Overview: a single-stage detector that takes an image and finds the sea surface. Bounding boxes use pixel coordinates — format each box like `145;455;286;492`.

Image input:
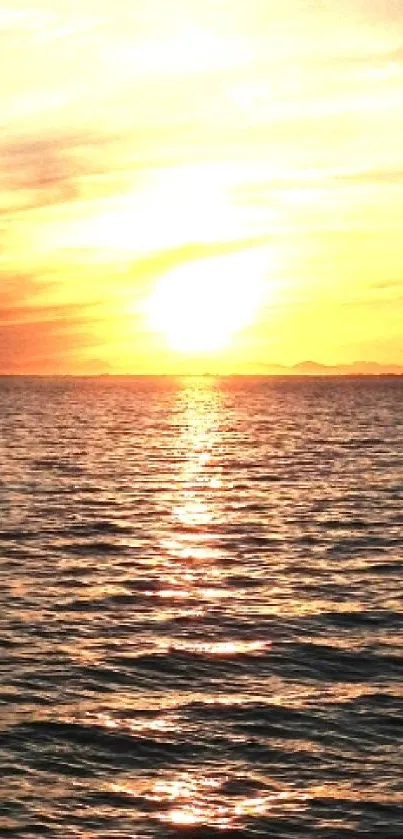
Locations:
1;375;402;839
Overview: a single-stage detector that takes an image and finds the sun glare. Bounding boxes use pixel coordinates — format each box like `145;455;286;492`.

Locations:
146;248;269;354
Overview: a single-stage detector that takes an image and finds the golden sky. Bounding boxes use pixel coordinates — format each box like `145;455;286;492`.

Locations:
1;0;402;373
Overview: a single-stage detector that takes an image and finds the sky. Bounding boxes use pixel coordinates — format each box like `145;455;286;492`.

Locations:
1;0;402;374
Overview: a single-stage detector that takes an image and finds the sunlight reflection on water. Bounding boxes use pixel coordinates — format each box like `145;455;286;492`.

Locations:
1;376;402;838
112;769;309;831
153;381;235;611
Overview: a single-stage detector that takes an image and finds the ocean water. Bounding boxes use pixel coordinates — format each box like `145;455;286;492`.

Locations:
1;375;402;839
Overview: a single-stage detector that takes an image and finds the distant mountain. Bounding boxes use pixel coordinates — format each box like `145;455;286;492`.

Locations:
262;361;403;376
293;361;329;374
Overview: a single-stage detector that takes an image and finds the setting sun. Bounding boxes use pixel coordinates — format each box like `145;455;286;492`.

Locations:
145;247;269;354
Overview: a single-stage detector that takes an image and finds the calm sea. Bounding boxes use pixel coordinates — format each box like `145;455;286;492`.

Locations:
1;376;402;838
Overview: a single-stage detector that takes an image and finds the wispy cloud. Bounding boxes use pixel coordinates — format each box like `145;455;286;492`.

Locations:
0;312;99;373
0;130;126;217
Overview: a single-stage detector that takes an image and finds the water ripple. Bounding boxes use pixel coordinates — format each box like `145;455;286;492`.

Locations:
1;376;402;838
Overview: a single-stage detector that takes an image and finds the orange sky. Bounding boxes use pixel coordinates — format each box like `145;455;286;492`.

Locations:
1;1;402;374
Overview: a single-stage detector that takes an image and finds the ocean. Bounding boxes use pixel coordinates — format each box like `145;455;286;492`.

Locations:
1;375;402;838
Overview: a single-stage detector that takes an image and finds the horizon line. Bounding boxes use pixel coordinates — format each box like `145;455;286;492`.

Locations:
1;372;402;379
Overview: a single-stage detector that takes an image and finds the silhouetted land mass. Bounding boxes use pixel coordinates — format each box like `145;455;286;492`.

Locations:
259;361;403;376
0;362;402;377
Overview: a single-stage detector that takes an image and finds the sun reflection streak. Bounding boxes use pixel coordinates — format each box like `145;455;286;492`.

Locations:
155;379;228;604
159;784;309;830
110;769;309;831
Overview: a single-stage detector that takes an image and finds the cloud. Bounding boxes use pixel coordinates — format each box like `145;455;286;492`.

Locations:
123;235;274;286
370;278;403;291
0;318;90;373
349;0;403;24
0;298;107;373
0;300;96;326
0;130;124;216
2;135;80;200
0;274;52;307
0;268;107;372
337;168;403;185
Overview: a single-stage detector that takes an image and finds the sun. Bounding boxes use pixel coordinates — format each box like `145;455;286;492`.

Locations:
146;248;269;354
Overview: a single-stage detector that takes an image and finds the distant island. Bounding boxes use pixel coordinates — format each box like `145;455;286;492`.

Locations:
256;361;403;377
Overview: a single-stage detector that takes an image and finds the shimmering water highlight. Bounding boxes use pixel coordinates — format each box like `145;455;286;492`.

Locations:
1;376;402;838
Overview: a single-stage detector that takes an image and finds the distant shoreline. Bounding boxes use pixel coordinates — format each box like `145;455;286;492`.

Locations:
1;372;402;380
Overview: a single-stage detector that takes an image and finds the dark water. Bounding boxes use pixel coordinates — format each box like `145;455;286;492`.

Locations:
1;376;402;839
